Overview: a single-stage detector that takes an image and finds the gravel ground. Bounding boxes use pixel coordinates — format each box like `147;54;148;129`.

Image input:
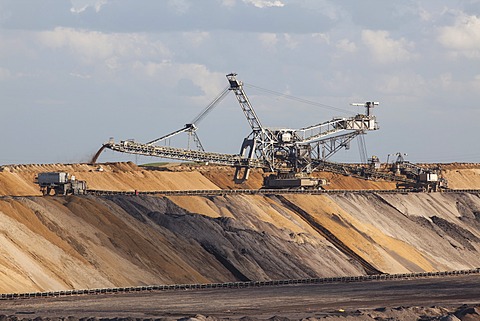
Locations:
0;275;478;320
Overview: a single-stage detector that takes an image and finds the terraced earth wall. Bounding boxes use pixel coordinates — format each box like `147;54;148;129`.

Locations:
0;162;479;293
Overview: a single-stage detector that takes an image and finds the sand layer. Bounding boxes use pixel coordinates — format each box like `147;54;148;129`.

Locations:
0;191;479;293
2;162;480;196
0;162;479;293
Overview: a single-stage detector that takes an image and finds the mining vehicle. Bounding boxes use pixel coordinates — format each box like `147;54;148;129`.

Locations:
389;153;448;191
36;172;87;196
95;73;450;191
96;73;380;189
263;172;328;189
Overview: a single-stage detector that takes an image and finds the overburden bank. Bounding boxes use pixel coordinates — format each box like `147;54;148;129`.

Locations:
0;163;479;293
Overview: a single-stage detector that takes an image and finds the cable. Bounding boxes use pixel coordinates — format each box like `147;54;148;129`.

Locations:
190;85;230;124
357;134;368;164
147;86;230;146
244;83;352;115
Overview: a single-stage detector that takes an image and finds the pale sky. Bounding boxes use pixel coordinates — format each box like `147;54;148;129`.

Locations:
1;0;480;165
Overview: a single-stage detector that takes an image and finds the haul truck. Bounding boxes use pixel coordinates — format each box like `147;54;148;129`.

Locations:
35;172;87;196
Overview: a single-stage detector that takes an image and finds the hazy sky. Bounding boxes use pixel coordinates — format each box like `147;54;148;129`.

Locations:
1;0;479;165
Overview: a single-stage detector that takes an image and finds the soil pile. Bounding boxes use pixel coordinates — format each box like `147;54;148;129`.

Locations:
0;162;220;196
442;164;480;189
0;190;479;293
2;162;480;196
0;162;479;293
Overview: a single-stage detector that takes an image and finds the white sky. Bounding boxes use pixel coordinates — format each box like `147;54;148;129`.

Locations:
1;0;479;164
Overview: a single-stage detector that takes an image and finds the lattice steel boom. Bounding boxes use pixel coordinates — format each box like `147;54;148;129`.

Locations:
101;73;381;186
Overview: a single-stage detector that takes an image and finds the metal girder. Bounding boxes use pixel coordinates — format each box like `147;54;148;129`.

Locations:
146;86;230;148
103;140;267;168
312;160;416;184
101;73;382;185
147;125;192;146
296;115;377;144
227;73;279;180
227;73;263;131
310;131;360;161
225;73;382;180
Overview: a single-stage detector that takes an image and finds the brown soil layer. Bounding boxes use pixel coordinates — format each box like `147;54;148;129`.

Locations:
0;190;479;293
0;162;479;294
3;161;480;196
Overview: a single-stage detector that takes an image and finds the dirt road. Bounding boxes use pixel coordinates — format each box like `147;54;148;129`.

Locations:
1;275;479;319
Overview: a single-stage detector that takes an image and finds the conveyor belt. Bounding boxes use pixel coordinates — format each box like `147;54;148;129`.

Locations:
1;268;478;300
84;188;480;197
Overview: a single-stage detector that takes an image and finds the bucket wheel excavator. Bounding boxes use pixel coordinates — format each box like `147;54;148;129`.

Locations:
95;73;398;189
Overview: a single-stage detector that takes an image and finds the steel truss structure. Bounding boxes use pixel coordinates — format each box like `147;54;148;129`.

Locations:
102;73;381;183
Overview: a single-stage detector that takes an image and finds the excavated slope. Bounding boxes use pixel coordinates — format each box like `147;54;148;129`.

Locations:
1;162;479;195
0;162;399;196
0;163;220;196
442;164;480;189
0;162;479;293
